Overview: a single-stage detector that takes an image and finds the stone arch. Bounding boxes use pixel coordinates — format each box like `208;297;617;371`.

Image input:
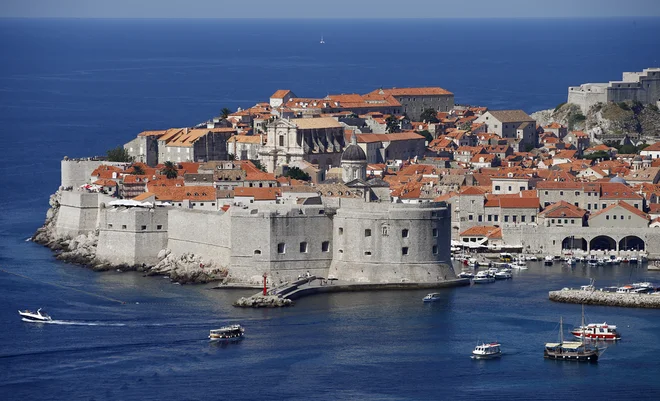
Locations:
619;236;645;251
562;236;587;251
589;235;616;251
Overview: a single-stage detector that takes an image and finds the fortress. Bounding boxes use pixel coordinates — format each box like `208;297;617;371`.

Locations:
51;149;456;286
567;68;660;113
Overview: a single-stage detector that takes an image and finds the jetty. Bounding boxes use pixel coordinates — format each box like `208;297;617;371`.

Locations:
232;276;470;307
549;289;660;309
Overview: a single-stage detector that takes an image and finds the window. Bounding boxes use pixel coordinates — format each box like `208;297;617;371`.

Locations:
544;191;548;195
504;215;509;222
564;219;568;224
141;225;147;230
254;250;261;255
575;192;580;196
571;219;575;224
319;209;324;215
587;204;591;210
495;185;501;191
300;242;308;253
621;215;624;220
606;215;610;220
277;243;286;254
602;204;606;209
279;136;284;146
432;245;438;255
402;247;409;255
551;219;555;224
364;251;372;256
322;241;330;252
469;215;473;221
121;225;127;229
212;203;216;206
487;215;492;222
200;203;204;206
628;216;631;220
107;223;113;228
365;229;372;237
338;249;343;254
519;187;525;192
560;191;564;196
521;215;526;222
513;215;517;222
508;186;512;191
634;204;639;209
494;215;499;222
478;215;483;222
574;202;579;207
402;229;409;238
433;228;438;237
339;227;343;235
531;216;536;222
157;225;162;230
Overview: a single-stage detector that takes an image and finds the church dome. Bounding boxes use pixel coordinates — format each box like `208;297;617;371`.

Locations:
609;176;628;185
341;144;367;162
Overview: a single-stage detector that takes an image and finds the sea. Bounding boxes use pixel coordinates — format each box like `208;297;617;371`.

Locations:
1;18;660;401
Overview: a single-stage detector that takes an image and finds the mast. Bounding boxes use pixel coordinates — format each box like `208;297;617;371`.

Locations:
560;316;564;344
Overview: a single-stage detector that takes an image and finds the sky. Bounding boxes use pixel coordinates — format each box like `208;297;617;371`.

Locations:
1;0;660;18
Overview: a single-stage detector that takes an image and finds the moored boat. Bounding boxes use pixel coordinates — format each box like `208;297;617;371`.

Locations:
544;256;554;266
471;342;502;359
494;270;512;280
544;317;599;362
209;324;245;342
473;271;495;284
18;308;52;322
458;271;474;279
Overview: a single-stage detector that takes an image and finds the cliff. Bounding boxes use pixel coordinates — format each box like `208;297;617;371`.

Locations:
532;101;660;140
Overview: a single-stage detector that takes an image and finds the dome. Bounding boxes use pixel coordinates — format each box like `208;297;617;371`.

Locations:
341;144;367;162
609;176;628;185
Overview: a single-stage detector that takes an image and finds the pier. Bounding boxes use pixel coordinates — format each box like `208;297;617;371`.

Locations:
549;289;660;309
231;276;470;307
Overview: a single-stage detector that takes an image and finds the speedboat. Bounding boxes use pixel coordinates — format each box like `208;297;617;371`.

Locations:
423;293;443;302
458;271;475;279
209;324;245;342
471;343;502;359
544;256;554;266
473;271;495;284
587;259;598;267
494;270;513;280
18;308;52;322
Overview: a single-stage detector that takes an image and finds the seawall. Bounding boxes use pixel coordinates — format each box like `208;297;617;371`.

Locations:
549;289;660;309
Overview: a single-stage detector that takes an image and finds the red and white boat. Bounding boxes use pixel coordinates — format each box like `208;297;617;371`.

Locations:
571;305;621;341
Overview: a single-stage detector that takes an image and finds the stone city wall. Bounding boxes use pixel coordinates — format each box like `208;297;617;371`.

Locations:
167;208;232;268
54;191;114;239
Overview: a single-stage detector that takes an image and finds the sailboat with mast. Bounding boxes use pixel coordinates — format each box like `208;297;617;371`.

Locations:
544;316;600;362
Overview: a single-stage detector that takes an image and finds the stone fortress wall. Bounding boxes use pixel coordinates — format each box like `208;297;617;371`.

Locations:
568;68;660;113
55;191;115;239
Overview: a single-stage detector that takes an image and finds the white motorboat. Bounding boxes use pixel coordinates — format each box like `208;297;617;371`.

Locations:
471;342;502;359
423;293;443;302
544;256;554;266
629;256;639;265
458;271;475;279
566;257;577;266
494;270;513;280
473;271;495;284
526;255;538;261
18;308;52;322
209;324;245;342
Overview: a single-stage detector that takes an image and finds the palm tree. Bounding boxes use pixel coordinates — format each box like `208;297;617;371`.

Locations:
221;107;232;119
162;161;178;179
131;164;145;175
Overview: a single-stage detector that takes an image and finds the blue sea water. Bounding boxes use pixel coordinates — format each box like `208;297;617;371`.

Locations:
1;18;660;400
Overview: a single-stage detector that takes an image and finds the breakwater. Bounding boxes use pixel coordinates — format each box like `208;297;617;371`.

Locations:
549;289;660;309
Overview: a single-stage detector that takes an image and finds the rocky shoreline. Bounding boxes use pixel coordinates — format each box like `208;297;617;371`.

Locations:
32;190;229;285
549;289;660;309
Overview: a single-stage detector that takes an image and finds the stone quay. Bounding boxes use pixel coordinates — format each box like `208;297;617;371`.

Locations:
549;289;660;309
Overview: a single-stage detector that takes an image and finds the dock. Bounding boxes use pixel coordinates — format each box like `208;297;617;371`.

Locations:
549;289;660;309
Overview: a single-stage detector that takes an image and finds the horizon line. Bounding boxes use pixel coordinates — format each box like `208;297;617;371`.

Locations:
1;16;660;20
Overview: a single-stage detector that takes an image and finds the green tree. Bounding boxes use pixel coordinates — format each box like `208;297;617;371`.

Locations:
161;161;179;179
554;102;566;112
221;107;232;119
418;130;433;142
386;115;400;133
227;153;236;161
583;150;610;161
250;159;267;172
568;112;586;130
106;146;133;162
130;164;145;175
420;108;439;123
284;166;310;181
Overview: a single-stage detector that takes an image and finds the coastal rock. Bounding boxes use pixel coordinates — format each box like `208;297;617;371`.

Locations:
149;250;228;284
55;231;99;267
233;295;293;308
32;190;62;246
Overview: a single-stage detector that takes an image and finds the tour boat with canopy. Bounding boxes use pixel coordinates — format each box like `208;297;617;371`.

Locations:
209;324;245;342
544;317;599;362
471;342;502;359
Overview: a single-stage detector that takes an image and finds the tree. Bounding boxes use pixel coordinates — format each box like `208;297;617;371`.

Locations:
130;164;145;175
227;153;236;161
161;161;179;179
284;166;310;181
251;159;267;172
386;115;400;133
418;130;433;142
221;107;232;119
420;108;439;123
106;146;132;162
583;150;610;161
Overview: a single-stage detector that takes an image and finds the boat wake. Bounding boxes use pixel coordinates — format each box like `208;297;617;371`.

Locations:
22;318;126;326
